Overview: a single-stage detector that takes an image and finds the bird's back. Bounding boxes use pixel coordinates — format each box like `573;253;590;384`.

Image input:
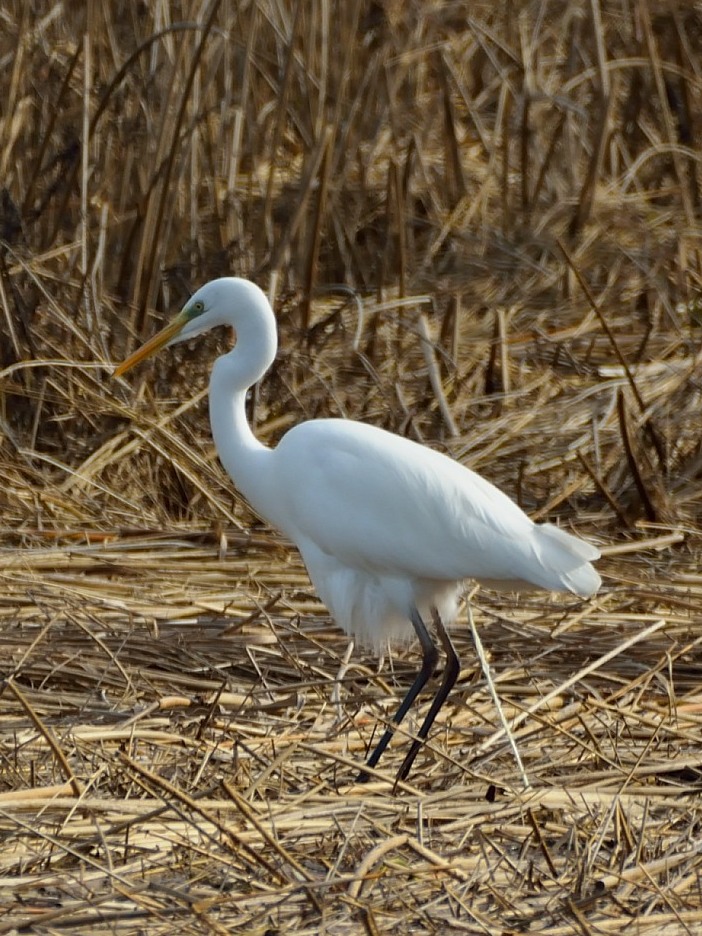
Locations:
260;418;600;630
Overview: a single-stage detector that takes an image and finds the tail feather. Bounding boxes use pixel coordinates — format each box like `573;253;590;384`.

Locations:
540;522;600;562
530;523;601;598
562;563;602;598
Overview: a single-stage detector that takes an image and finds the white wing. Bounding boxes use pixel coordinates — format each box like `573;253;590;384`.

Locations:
266;418;599;596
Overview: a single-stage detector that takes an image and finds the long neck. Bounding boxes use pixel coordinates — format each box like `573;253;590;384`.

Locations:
207;305;277;518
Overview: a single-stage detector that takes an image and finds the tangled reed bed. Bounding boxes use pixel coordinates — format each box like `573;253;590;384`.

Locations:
1;0;702;932
2;533;702;933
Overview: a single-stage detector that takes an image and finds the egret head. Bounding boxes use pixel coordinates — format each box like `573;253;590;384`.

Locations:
113;277;270;377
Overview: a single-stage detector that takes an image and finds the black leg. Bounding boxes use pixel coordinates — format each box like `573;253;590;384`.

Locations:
357;608;438;782
395;608;460;782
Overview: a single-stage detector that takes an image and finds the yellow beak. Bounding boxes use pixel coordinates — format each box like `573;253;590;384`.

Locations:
113;312;188;377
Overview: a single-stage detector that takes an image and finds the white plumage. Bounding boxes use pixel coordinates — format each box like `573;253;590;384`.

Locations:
115;277;601;780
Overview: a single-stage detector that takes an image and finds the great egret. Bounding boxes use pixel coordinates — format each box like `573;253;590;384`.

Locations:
115;277;601;782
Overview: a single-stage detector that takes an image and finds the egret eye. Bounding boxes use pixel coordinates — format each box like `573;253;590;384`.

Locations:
190;300;205;316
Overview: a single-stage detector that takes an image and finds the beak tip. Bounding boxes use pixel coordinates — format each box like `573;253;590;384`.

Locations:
111;314;185;379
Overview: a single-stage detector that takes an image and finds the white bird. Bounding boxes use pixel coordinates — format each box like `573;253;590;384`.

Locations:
115;277;601;781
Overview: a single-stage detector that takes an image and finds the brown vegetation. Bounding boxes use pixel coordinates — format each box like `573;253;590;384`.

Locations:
1;1;702;932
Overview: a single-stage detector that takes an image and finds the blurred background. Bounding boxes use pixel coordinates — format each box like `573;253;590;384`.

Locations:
1;0;700;535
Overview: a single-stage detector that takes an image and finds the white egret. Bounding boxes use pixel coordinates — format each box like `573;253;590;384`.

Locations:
114;277;601;781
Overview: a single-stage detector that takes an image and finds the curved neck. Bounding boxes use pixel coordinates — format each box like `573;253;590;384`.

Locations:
222;292;278;391
207;304;278;517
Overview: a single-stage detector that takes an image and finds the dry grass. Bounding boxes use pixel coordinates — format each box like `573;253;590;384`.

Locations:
1;1;702;932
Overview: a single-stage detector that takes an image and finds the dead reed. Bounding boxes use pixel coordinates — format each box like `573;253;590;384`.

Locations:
1;1;702;932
